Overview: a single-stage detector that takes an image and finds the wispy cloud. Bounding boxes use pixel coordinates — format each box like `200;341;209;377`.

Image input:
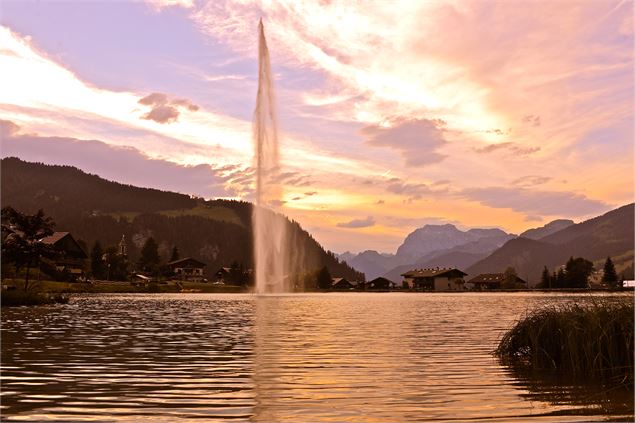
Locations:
460;186;610;217
138;92;199;124
361;118;447;167
337;216;376;229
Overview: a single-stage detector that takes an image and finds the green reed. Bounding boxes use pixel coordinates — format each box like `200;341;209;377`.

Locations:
496;297;634;382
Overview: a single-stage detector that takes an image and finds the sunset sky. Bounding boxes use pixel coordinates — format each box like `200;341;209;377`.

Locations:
0;0;633;253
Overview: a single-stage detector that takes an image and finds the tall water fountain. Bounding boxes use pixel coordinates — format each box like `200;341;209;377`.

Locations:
253;19;288;293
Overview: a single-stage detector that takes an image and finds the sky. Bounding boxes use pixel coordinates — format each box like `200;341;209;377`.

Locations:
0;0;633;254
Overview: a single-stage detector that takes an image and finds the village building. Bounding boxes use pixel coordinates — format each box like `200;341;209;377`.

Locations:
118;234;128;257
366;277;395;291
168;257;206;281
467;273;527;290
331;277;355;290
215;267;232;283
39;232;88;280
401;267;467;291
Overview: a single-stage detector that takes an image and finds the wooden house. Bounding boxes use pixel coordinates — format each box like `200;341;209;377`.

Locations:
467;273;527;290
401;267;467;291
366;277;395;291
168;257;206;281
39;232;88;280
331;277;355;290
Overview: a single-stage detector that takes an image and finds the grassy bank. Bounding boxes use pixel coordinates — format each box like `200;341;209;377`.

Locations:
1;280;244;307
496;298;634;382
1;290;69;307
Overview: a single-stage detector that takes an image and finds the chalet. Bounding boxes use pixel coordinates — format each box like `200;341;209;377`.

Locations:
168;257;206;281
39;232;88;280
331;277;355;290
468;273;527;290
401;267;467;291
366;277;395;291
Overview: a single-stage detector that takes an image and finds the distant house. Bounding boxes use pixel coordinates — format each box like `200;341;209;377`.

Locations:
39;232;88;280
401;268;467;291
168;257;206;281
366;277;395;291
468;273;527;290
331;277;355;290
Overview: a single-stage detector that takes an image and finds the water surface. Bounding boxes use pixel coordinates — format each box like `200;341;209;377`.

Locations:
2;293;632;421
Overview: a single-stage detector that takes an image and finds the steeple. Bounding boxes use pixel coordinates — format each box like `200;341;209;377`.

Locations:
118;234;128;257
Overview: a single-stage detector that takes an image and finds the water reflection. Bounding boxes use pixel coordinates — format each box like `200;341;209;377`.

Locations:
501;362;634;421
2;293;633;422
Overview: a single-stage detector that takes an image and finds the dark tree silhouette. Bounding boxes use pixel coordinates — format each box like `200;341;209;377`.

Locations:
539;266;551;289
1;207;56;290
139;237;160;275
90;241;107;279
103;246;128;281
602;256;618;288
317;266;332;290
564;256;594;288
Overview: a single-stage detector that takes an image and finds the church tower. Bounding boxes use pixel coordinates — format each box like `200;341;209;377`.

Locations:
118;234;128;258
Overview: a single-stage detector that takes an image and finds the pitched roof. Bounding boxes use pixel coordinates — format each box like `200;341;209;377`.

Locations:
368;276;395;284
168;257;206;267
401;268;467;278
39;232;70;245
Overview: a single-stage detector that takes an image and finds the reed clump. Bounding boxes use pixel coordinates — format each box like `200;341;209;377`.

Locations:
496;298;634;382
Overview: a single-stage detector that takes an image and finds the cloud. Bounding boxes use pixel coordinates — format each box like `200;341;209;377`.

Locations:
361;119;447;167
460;186;610;217
524;215;543;222
142;105;180;124
145;0;194;11
138;92;199;124
522;115;541;127
337;216;375;228
474;142;540;156
512;175;552;187
0;119;20;138
138;93;168;106
0;120;235;199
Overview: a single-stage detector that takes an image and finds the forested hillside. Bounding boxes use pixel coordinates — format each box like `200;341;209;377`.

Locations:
1;158;363;283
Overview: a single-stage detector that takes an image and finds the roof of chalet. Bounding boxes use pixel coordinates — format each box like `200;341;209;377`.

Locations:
40;232;70;245
39;231;88;259
332;277;357;286
468;273;527;284
401;267;468;278
368;276;395;285
167;257;206;267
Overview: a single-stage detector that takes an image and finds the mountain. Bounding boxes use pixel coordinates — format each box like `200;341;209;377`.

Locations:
0;157;364;284
519;219;574;240
395;224;510;262
375;226;514;282
466;204;634;285
342;250;408;281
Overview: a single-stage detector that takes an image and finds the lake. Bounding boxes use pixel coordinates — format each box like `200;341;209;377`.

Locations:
1;292;633;422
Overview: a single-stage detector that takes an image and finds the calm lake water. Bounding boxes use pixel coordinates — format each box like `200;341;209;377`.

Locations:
2;292;633;422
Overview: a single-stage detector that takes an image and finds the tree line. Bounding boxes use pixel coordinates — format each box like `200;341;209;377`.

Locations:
538;256;624;289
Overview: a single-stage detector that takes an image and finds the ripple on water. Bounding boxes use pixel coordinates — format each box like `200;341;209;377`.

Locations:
1;292;633;422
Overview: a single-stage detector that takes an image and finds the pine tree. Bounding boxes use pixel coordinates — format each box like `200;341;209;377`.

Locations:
602;256;618;288
540;266;551;289
139;237;160;274
90;241;106;279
